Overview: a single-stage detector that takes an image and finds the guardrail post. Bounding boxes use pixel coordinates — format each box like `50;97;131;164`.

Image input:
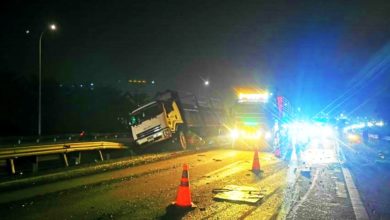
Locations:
62;154;69;167
75;152;81;165
9;159;15;175
32;156;39;173
98;150;104;161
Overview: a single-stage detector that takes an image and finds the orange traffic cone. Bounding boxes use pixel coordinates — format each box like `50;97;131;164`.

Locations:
252;149;261;174
172;164;196;208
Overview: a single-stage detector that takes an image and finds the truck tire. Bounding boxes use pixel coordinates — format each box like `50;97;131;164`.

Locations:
178;131;187;150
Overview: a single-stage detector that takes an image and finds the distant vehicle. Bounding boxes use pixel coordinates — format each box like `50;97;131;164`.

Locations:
228;88;276;149
346;132;361;144
129;90;225;149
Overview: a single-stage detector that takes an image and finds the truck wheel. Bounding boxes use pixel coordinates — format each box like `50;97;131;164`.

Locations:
179;131;187;150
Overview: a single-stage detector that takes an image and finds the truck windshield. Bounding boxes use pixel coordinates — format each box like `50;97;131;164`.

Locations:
232;103;272;126
233;103;266;115
130;103;163;126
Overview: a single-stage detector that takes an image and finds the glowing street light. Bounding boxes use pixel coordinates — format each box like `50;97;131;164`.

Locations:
38;23;57;136
204;80;209;86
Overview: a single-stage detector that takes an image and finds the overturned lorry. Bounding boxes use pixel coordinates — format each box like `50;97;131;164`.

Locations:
129;90;226;149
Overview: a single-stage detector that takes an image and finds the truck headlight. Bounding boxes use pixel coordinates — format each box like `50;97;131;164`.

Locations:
230;129;239;139
163;129;171;138
265;132;272;140
254;130;262;138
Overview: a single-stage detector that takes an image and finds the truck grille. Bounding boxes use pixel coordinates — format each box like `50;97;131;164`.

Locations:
136;125;162;139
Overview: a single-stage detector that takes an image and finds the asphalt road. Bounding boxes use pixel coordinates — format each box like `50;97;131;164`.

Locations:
286;136;357;220
0;148;290;219
0;136;364;220
342;139;390;220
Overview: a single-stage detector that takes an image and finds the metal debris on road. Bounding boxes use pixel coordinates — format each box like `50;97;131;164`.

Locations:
212;185;265;204
300;168;311;178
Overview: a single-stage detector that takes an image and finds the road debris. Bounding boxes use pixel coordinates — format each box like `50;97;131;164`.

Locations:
212;185;265;204
300;168;311;178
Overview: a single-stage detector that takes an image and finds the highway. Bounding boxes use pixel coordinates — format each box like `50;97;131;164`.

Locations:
2;2;389;219
0;134;367;220
342;138;390;220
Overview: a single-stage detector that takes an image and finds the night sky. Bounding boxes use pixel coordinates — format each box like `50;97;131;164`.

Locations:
1;0;390;117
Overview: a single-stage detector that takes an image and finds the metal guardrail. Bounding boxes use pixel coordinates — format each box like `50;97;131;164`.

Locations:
0;141;126;160
0;141;127;175
0;132;132;148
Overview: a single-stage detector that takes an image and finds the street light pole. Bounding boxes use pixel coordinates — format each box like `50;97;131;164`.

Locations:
38;24;56;136
38;31;43;136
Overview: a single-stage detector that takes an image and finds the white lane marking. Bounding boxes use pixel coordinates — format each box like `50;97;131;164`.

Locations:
203;160;244;177
342;167;369;220
191;160;247;187
336;181;347;198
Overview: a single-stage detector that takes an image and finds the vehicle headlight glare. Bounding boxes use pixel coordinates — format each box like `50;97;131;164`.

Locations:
265;132;271;140
255;130;262;138
230;129;239;139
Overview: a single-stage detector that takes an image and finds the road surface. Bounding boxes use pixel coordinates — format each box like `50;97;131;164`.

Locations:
0;137;364;219
342;138;390;220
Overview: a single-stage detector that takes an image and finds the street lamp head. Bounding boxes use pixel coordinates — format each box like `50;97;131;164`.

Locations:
49;24;56;30
204;80;209;86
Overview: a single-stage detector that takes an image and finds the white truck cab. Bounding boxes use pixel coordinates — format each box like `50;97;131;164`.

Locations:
129;93;186;148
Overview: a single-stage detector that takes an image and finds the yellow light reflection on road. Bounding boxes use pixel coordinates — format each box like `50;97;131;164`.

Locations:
227;151;238;157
